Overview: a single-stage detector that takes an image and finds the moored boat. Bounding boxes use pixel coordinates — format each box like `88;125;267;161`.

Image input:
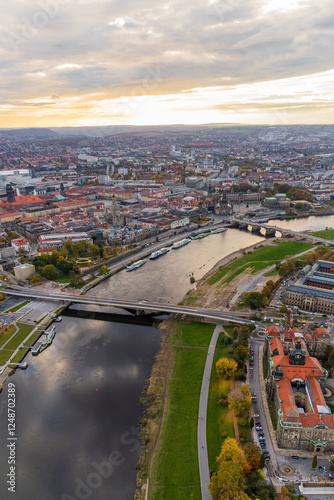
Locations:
126;259;147;272
149;247;170;260
171;238;191;249
211;227;228;234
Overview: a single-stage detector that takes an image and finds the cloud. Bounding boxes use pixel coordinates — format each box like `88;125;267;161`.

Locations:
0;0;333;126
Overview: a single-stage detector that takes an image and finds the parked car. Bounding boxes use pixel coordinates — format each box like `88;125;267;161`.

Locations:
324;467;327;473
254;414;260;418
328;473;334;479
319;466;323;473
291;456;299;459
262;451;269;455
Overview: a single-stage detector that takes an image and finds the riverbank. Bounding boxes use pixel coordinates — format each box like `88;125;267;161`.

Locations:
137;319;215;500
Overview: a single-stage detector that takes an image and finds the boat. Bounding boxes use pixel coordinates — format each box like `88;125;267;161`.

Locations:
38;339;50;353
31;342;42;356
211;227;228;234
149;247;170;260
194;232;210;239
171;238;191;249
126;259;147;272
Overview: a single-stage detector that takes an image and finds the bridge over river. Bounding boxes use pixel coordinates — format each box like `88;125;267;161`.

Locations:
229;218;334;245
4;286;250;324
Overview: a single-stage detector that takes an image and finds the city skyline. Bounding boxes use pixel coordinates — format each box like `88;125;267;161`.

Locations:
0;0;333;128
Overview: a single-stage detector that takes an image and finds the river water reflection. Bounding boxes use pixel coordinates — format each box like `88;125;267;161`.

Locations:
0;316;161;500
89;228;265;303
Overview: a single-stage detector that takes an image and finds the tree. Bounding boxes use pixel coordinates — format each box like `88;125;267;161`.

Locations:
243;443;261;472
30;273;42;284
0;293;3;301
260;453;265;468
312;455;317;469
102;249;109;259
98;265;109;275
281;486;290;499
218;437;242;463
209;461;249;500
63;240;74;258
41;264;58;280
228;384;251;417
280;305;288;313
50;249;59;265
89;244;100;256
244;292;264;309
330;459;334;471
233;345;249;361
69;273;84;288
216;358;238;379
73;240;89;256
262;296;269;307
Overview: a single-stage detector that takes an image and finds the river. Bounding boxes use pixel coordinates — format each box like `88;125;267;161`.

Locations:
0;317;161;500
269;214;334;233
0;217;330;500
88;229;265;303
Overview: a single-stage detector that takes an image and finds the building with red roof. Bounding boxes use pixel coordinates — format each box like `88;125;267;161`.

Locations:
266;326;333;453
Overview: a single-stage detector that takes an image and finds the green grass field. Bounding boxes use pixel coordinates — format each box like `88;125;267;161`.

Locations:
0;349;14;364
4;324;34;351
312;229;334;240
4;300;30;313
0;325;16;348
149;320;215;500
206;241;313;286
207;332;235;472
10;329;44;364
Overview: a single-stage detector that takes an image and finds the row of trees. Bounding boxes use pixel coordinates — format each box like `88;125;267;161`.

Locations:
209;438;276;500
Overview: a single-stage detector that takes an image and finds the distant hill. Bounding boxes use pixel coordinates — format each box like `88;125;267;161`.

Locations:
0;128;60;138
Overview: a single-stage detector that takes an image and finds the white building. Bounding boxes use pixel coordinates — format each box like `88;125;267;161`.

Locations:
39;232;92;248
14;263;35;281
11;237;30;253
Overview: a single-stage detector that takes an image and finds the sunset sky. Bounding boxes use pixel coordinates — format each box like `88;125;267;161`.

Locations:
0;0;333;128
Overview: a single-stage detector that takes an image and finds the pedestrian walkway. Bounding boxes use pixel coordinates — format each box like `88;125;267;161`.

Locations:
197;322;221;500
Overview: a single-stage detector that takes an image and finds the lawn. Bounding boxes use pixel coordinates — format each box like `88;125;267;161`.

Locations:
2;323;34;351
10;329;44;364
312;229;334;240
206;241;313;286
207;332;235;472
4;300;30;313
53;272;71;284
0;325;16;348
0;349;14;364
148;320;215;500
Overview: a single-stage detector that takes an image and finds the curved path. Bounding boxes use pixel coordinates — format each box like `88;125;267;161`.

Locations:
198;323;221;500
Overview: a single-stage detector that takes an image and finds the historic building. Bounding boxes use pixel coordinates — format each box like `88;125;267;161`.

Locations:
285;260;334;314
265;326;334;453
214;190;233;216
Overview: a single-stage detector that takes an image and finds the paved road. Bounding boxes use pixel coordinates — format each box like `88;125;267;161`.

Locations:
198;323;221;500
248;337;279;469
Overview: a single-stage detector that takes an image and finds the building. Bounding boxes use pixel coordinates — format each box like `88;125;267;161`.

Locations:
11;237;30;254
263;193;291;210
14;263;35;281
285;260;334;314
38;232;92;249
265;326;334;453
6;182;15;203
